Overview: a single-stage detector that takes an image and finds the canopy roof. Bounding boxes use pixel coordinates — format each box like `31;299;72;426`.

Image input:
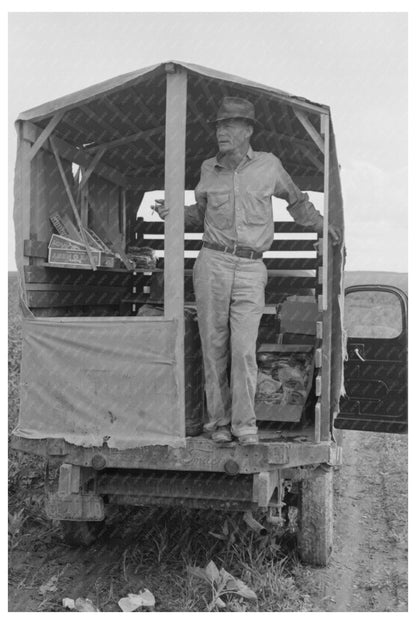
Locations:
17;61;331;191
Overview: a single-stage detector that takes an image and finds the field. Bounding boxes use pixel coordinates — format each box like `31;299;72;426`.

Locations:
8;271;408;612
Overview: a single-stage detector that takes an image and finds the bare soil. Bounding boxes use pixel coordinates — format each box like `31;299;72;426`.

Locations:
306;430;408;611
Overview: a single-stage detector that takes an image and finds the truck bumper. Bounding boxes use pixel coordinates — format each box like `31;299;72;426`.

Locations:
11;432;338;474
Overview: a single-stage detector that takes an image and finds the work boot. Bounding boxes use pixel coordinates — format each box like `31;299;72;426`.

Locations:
211;427;232;443
238;434;259;446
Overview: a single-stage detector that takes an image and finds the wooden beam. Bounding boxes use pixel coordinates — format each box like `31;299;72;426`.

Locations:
164;65;187;437
22;121;128;187
294;110;324;154
295;142;325;173
79;147;106;190
49;136;97;270
85;125;165;153
28;110;65;161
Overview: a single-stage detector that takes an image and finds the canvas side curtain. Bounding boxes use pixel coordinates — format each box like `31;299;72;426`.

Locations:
13;317;186;449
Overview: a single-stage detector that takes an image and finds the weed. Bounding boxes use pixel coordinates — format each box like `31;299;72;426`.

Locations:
8;509;27;551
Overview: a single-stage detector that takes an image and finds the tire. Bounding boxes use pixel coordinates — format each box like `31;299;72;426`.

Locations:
60;520;105;547
297;465;333;566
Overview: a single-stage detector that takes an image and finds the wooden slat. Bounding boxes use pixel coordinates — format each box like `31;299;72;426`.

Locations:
147;238;317;252
25;283;129;293
182;257;317;270
27;287;129;308
265;276;317;296
315;401;322;443
139;220;318;235
263;259;318;270
33;306;119;317
24;265;139;286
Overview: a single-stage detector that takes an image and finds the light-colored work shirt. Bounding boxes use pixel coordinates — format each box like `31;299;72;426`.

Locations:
185;146;323;253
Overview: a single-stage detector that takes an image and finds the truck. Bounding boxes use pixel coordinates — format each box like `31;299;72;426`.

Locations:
11;61;408;565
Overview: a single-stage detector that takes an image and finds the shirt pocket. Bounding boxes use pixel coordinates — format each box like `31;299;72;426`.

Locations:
242;190;271;225
206;191;233;229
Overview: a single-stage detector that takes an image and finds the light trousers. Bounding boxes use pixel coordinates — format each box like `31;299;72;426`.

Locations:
193;246;267;436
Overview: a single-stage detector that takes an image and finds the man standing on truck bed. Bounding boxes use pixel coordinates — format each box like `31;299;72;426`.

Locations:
154;97;340;446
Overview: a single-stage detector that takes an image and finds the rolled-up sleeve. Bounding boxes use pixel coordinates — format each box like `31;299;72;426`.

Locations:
273;157;323;232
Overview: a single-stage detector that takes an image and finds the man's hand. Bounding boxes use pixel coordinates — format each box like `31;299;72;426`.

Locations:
329;224;342;246
315;223;342;247
152;199;169;220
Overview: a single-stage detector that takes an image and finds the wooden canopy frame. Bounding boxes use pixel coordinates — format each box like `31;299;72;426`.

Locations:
15;61;344;444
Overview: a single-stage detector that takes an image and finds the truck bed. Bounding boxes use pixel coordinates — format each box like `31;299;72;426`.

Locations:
12;424;337;475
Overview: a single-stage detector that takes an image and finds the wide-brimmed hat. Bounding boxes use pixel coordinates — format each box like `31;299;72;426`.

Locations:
209;97;263;128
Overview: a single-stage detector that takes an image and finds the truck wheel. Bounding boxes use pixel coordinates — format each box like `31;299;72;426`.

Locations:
60;520;105;547
297;465;333;566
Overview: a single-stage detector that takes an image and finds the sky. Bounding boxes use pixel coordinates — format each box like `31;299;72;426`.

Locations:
7;10;408;272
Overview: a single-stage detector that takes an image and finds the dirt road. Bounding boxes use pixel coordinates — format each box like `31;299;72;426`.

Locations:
309;430;408;611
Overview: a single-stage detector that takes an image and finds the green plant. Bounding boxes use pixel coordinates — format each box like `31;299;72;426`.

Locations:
8;508;26;550
188;560;257;611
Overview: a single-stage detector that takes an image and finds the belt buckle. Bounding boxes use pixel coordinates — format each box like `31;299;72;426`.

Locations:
231;243;238;256
249;250;254;259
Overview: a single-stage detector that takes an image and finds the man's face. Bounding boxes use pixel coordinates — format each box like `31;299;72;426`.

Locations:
216;119;253;154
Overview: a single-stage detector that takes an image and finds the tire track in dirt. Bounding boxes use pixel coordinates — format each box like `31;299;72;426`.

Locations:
311;430;407;611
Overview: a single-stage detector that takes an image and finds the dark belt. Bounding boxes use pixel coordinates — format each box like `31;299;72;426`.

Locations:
203;241;262;260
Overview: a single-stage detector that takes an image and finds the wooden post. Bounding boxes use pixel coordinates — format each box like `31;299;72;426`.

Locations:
320;113;332;441
321;113;330;311
18;123;32;268
164;63;187;437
